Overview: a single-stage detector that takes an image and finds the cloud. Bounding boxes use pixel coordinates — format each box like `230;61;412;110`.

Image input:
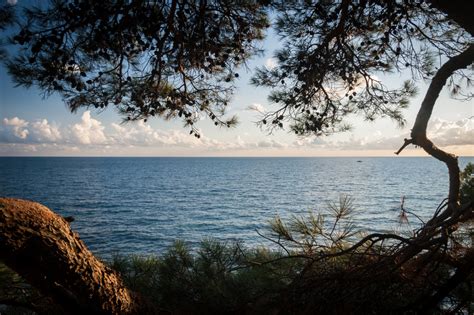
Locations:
246;103;266;113
71;111;107;144
256;139;287;148
298;132;407;151
428;117;474;146
7;0;18;5
265;58;278;70
1;117;63;144
2;117;29;139
293;137;328;147
110;121;204;147
311;117;474;151
1;113;472;156
110;123;279;151
30;119;62;142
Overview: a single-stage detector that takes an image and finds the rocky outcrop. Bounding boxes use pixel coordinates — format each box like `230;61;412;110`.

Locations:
0;198;143;314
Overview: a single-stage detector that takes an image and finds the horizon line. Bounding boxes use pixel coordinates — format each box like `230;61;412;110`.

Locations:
1;155;473;158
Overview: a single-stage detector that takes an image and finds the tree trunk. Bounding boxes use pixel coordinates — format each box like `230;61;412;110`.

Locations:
396;44;474;225
411;44;474;206
0;198;145;314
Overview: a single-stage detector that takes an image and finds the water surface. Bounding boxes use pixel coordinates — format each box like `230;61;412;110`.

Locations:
1;157;472;257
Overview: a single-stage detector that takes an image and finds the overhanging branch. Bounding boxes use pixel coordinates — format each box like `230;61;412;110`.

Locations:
411;45;474;139
396;44;474;210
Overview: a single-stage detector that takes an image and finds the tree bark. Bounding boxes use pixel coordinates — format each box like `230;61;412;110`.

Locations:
0;198;144;314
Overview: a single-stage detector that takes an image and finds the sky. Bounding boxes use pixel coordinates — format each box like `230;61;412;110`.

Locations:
0;1;473;157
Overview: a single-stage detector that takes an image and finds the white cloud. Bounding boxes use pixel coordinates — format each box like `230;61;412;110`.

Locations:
256;139;287;148
246;103;266;113
1;113;289;152
7;0;18;5
110;121;203;147
30;119;62;142
1;114;472;156
71;111;107;144
312;117;474;151
3;117;28;128
428;117;474;146
3;117;29;139
293;137;328;147
265;58;278;70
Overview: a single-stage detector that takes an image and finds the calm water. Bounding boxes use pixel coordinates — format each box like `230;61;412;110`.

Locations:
1;157;472;257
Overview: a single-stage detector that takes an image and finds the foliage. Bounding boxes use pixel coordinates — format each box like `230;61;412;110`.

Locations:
460;162;474;205
0;262;61;314
0;3;15;59
252;0;472;136
457;162;474;276
5;0;269;136
5;1;472;139
110;240;295;314
1;1;473;314
1;196;472;314
267;195;356;255
106;198;474;314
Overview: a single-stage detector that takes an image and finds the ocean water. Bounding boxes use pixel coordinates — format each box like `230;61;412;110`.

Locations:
1;157;472;257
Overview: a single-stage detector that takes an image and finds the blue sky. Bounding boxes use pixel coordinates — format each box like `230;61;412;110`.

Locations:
1;1;473;156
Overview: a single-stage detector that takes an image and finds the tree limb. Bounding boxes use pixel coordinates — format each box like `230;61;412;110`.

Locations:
395;138;413;155
398;44;474;214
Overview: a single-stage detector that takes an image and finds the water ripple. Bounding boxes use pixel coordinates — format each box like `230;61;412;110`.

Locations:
1;156;472;257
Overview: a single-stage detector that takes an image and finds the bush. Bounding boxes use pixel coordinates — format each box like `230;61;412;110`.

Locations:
2;191;473;314
460;162;474;205
109;194;473;314
111;240;295;314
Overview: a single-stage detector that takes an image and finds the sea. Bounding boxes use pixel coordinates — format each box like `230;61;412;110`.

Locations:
1;156;473;258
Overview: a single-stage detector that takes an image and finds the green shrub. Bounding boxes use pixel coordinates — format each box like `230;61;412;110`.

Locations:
460;162;474;205
111;240;295;314
2;193;472;314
